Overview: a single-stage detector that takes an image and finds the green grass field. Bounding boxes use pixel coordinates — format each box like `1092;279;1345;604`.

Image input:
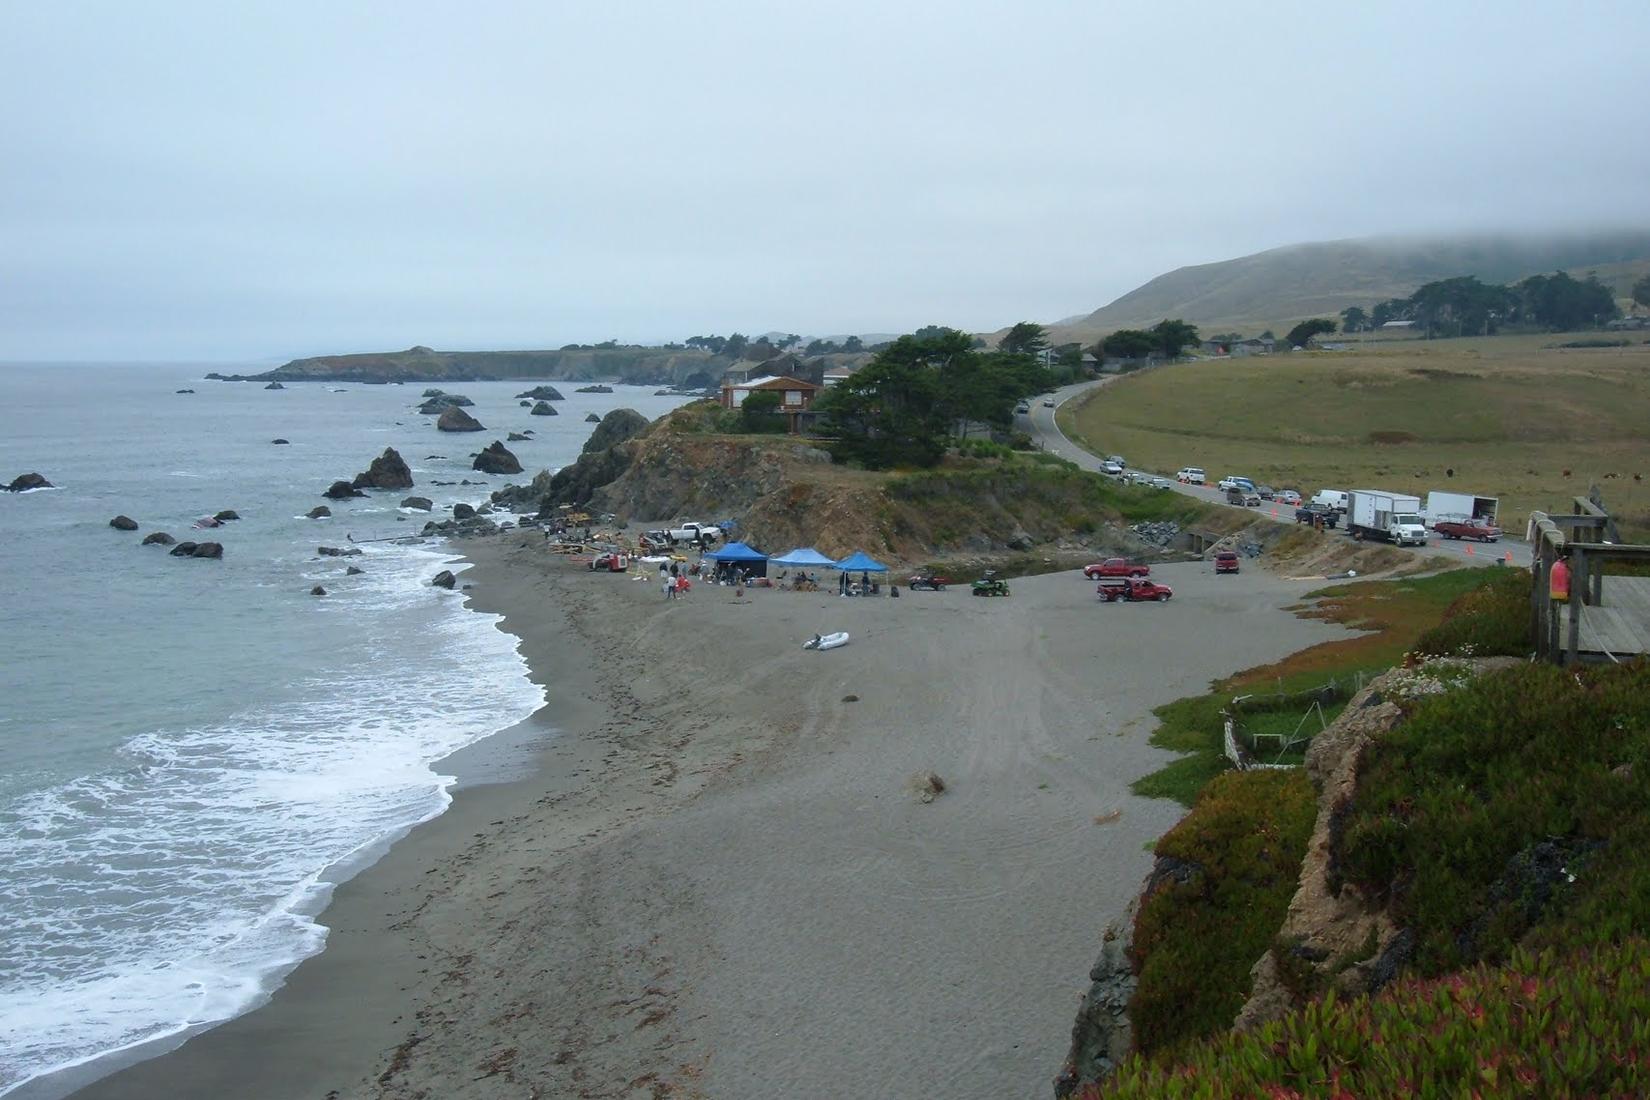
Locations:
1059;333;1650;537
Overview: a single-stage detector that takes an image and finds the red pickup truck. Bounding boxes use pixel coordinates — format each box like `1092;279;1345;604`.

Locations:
1084;557;1151;579
1097;578;1174;602
1432;518;1501;542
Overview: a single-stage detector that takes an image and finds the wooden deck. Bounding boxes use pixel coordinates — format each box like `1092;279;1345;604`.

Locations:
1559;577;1650;660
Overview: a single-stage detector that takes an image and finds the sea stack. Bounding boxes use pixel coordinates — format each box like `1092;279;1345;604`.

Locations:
472;441;523;475
436;407;484;432
5;473;53;492
351;447;414;491
531;400;557;416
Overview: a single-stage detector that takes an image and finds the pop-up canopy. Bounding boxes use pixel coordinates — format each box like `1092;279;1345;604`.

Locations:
834;550;889;572
705;541;768;562
770;547;837;567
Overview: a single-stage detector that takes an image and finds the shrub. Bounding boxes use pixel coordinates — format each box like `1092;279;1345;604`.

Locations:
1337;662;1650;975
1411;567;1531;657
1128;770;1317;1057
1090;940;1650;1098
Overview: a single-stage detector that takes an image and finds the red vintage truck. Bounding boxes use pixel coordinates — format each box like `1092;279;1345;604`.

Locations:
1083;557;1152;579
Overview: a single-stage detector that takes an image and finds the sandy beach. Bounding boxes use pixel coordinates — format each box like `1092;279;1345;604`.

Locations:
66;535;1349;1100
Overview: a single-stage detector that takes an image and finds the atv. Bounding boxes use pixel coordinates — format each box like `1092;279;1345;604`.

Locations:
908;572;950;591
971;570;1010;597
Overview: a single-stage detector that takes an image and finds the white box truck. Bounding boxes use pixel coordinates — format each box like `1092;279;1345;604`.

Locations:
1424;491;1498;526
1347;490;1428;546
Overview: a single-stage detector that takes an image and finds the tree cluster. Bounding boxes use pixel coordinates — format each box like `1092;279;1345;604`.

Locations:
1096;319;1201;362
1286;318;1338;348
1361;272;1619;337
815;327;1054;468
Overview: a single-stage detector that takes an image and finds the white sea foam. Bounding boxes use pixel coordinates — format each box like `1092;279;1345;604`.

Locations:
0;544;544;1096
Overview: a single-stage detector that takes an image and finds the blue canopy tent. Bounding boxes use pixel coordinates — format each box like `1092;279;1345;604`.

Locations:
834;550;889;573
705;540;769;579
770;547;837;568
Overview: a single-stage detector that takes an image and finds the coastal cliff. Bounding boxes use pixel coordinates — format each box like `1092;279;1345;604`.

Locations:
214;345;733;387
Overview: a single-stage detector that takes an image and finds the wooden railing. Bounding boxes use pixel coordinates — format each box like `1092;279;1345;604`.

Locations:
1529;497;1650;664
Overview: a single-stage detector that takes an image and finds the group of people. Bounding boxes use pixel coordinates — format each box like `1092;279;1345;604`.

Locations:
658;559;692;599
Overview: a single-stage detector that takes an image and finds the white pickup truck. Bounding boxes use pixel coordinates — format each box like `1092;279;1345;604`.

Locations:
667;521;723;545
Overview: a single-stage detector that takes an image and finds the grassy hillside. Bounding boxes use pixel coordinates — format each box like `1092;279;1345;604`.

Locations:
1059;333;1650;536
1049;231;1650;342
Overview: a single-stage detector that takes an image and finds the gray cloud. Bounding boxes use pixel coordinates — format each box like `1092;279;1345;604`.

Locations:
3;0;1647;359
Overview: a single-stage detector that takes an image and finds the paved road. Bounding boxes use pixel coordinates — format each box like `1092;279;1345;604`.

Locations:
1020;379;1532;569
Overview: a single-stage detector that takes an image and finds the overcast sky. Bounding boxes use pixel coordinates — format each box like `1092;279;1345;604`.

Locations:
4;1;1648;361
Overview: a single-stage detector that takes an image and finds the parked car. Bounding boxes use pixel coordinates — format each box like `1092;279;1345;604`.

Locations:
1432;517;1502;542
1256;485;1276;500
1218;476;1257;492
1214;550;1240;574
1100;460;1124;476
1084;557;1151;579
1042;398;1055;408
1177;467;1206;484
1015;401;1030;414
1295;503;1340;528
1148;476;1172;489
1276;489;1302;506
1312;489;1350;513
908;571;951;590
1227;487;1261;506
1106;454;1127;468
1097;577;1174;602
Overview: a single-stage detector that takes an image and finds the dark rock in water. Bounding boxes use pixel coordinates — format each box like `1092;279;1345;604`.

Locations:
141;531;176;546
585;412;601;423
453;502;477;520
331;388;347;393
520;400;531;407
170;541;198;556
317;545;362;557
265;381;285;390
214;509;240;522
307;505;332;519
436;407;484;432
531;400;557;417
191;542;224;559
110;515;139;531
5;472;53;492
176;388;195;394
271;438;290;445
425;455;443;460
422;388;445;398
323;479;365;500
461;479;480;485
350;447;414;491
477;503;494;515
311;585;327;596
521;429;534;435
491;469;556;510
431;569;457;589
418;393;474;414
507;432;529;442
472;441;523;475
515;385;566;400
345;565;364;575
575;384;614;393
401;496;433;511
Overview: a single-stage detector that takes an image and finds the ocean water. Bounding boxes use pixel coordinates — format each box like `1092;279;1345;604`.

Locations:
0;364;689;1095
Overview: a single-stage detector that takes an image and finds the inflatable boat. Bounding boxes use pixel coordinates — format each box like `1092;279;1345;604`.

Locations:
803;632;850;651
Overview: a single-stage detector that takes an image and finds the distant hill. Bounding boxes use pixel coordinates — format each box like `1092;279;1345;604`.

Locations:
1049;231;1650;343
212;345;734;387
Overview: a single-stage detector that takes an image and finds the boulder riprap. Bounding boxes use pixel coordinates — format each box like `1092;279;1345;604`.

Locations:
109;515;139;531
585;413;601;423
400;496;433;511
431;570;456;589
472;441;522;475
575;384;614;393
350;447;414;491
515;385;565;400
141;531;176;546
6;473;53;492
317;546;362;557
436;407;484;432
310;585;327;596
307;506;332;519
323;480;365;500
213;509;240;522
530;400;557;417
507;432;529;442
171;541;223;559
453;502;477;520
271;438;290;445
264;381;285;390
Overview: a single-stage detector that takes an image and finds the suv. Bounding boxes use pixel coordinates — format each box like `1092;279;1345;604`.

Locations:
1177;467;1206;484
1218;475;1257;492
1295;502;1340;528
1214;550;1240;574
1227;487;1260;506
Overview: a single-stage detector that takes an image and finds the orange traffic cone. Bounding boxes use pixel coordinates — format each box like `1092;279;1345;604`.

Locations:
1465;544;1474;556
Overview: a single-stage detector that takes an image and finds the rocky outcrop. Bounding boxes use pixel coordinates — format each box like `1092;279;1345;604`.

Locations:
453;502;477;520
507;432;529;442
351;447;414;491
418;392;474;414
491;469;556;511
530;400;557;416
584;413;601;423
1055;913;1140;1098
431;570;457;589
515;385;564;400
436;407;484;432
311;585;327;596
324;480;365;500
265;381;285;390
400;496;433;511
171;541;223;558
5;473;53;492
575;384;614;393
317;546;362;557
272;438;290;445
472;441;522;475
307;505;332;519
110;515;138;531
176;388;195;394
422;516;501;539
346;565;364;575
214;509;240;522
141;531;176;546
519;400;531;407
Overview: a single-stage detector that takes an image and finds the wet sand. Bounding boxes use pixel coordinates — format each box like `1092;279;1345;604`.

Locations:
66;536;1348;1100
